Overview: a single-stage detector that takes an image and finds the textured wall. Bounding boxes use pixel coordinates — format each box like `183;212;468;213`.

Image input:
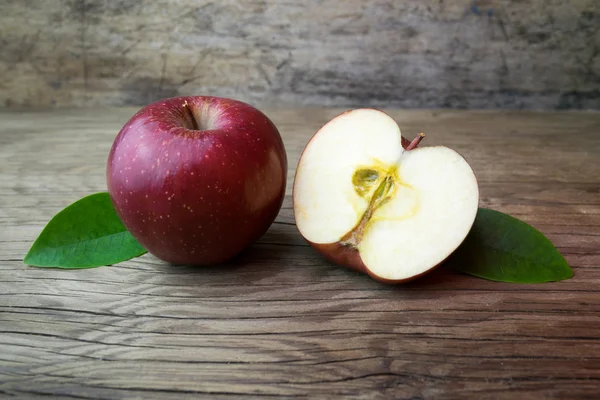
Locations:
0;0;599;109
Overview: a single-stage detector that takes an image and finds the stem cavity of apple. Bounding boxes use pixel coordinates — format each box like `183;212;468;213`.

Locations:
183;101;200;131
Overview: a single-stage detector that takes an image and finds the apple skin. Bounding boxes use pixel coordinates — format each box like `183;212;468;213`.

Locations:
309;242;447;284
107;96;287;265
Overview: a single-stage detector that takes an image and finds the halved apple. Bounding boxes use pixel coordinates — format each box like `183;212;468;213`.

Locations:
293;109;479;283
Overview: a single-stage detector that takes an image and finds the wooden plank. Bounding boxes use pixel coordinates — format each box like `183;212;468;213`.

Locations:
1;109;599;399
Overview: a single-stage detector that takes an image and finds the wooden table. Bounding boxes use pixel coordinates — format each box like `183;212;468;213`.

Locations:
1;108;599;399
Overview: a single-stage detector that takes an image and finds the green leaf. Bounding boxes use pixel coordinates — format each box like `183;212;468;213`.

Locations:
448;208;573;283
24;192;146;269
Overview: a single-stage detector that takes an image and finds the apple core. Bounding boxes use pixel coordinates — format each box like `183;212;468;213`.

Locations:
343;160;420;249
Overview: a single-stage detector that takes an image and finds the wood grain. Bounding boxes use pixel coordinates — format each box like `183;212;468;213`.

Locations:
1;108;600;399
1;1;599;109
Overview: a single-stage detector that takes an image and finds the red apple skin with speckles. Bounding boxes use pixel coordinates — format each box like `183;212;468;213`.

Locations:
106;96;287;265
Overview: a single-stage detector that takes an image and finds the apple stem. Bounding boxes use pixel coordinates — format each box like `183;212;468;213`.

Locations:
184;101;199;130
406;133;425;151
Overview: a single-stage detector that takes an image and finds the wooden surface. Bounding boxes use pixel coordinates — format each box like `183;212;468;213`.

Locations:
1;1;600;109
1;108;600;399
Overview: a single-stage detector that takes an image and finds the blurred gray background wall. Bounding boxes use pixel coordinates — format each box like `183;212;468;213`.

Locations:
1;0;598;109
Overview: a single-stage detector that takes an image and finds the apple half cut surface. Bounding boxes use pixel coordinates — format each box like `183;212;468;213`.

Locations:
293;109;479;283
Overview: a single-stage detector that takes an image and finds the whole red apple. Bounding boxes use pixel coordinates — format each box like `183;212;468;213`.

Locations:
107;96;287;265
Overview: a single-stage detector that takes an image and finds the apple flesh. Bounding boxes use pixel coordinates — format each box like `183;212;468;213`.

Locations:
107;96;287;265
293;109;479;283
